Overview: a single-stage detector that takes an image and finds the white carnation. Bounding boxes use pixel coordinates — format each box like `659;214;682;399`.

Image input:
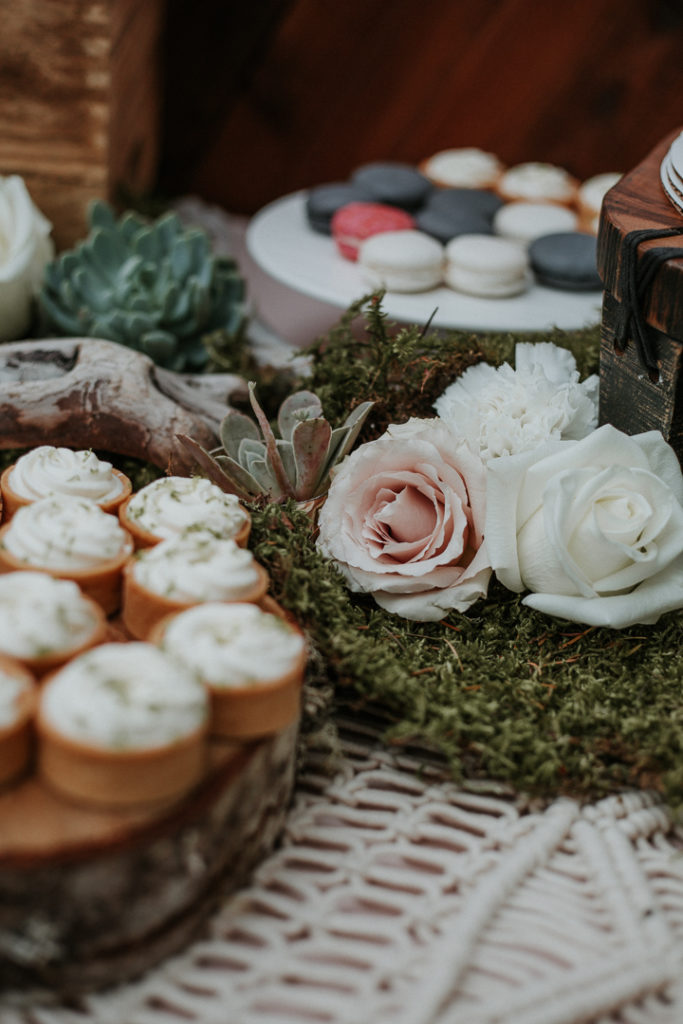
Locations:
434;342;598;462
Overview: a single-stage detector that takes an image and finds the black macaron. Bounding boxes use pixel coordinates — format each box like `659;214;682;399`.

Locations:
350;162;433;211
415;206;493;244
425;187;504;221
529;232;603;291
305;182;373;234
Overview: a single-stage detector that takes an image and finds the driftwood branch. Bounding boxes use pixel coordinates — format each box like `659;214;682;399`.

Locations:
0;338;247;473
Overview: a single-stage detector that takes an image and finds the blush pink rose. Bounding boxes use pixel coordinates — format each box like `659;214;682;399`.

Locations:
316;418;491;620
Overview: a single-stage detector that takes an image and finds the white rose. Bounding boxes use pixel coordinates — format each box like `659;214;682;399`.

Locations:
485;423;683;627
0;175;54;341
317;418;491;621
434;342;598;461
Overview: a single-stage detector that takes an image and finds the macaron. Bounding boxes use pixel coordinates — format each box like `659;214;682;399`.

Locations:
419;147;504;189
497;162;579;207
331;201;416;261
358;230;444;292
493;201;579;245
445;234;531;298
577;172;622;232
425;187;504;220
528;232;602;291
305;181;373;234
350;162;432;211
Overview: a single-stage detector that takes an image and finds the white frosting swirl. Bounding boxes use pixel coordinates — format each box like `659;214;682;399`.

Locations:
2;495;132;570
125;476;248;539
0;670;31;728
0;571;100;658
40;642;208;750
499;163;576;202
132;530;262;602
160;602;305;687
8;446;124;502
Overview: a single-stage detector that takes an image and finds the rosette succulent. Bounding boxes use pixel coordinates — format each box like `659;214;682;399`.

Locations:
179;385;373;503
39;201;245;371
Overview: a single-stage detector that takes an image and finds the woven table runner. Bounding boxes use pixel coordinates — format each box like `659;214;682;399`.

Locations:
7;712;683;1024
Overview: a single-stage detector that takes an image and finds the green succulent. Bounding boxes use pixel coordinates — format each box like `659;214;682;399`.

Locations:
38;201;246;371
178;384;373;503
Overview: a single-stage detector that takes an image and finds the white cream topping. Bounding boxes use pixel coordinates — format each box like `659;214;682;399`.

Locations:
2;495;132;570
424;148;503;187
8;446;124;503
0;571;99;658
132;530;262;602
499;163;576;202
0;670;31;728
124;476;248;540
40;642;208;750
160;602;305;688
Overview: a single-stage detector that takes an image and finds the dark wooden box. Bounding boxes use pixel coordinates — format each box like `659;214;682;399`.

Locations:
598;128;683;461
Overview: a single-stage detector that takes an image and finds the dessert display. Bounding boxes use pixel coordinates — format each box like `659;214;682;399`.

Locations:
444;233;531;296
122;529;270;639
36;642;209;808
0;445;303;996
330;201;416;260
0;654;35;787
0;571;107;676
291;148;617;302
419;147;504;189
0;494;134;614
0;445;131;521
152;601;306;739
358;229;445;292
659;129;683;216
119;473;251;548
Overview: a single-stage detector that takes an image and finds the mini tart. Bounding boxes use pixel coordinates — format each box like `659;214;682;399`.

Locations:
0;496;134;616
0;654;36;788
36;643;209;808
0;571;107;678
496;162;579;207
150;602;306;740
118;476;251;550
0;447;131;522
122;532;270;640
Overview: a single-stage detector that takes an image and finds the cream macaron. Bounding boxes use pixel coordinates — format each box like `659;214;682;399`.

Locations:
358;230;444;292
445;234;531;298
497;162;579;207
493;201;579;245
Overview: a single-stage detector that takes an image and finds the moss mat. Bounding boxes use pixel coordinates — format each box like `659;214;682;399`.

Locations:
247;297;683;816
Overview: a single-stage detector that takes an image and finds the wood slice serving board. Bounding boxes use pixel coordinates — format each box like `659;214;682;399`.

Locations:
0;348;300;1003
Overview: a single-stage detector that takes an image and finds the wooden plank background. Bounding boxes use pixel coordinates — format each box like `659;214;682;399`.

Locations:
159;0;683;215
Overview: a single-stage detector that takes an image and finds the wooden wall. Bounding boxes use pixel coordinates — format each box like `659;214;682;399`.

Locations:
159;0;683;215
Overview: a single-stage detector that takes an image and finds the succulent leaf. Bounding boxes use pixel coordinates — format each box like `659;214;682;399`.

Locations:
277;390;323;441
291;417;332;500
38;201;246;371
220;410;260;457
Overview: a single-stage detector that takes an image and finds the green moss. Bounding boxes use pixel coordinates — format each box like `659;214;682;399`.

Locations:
250;498;683;817
302;292;600;438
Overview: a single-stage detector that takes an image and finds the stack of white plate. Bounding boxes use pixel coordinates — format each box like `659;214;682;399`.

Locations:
660;130;683;216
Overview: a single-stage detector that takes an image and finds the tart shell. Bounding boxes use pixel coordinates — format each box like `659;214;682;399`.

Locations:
0;523;134;616
0;654;37;788
121;560;270;640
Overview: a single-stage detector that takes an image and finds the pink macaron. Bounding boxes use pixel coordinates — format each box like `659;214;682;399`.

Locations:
331;201;416;261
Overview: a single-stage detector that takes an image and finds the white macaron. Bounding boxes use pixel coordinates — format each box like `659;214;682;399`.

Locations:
358;230;444;292
445;234;531;298
493;201;579;245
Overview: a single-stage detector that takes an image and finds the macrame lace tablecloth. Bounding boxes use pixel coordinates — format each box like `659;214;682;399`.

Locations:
6;712;683;1024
